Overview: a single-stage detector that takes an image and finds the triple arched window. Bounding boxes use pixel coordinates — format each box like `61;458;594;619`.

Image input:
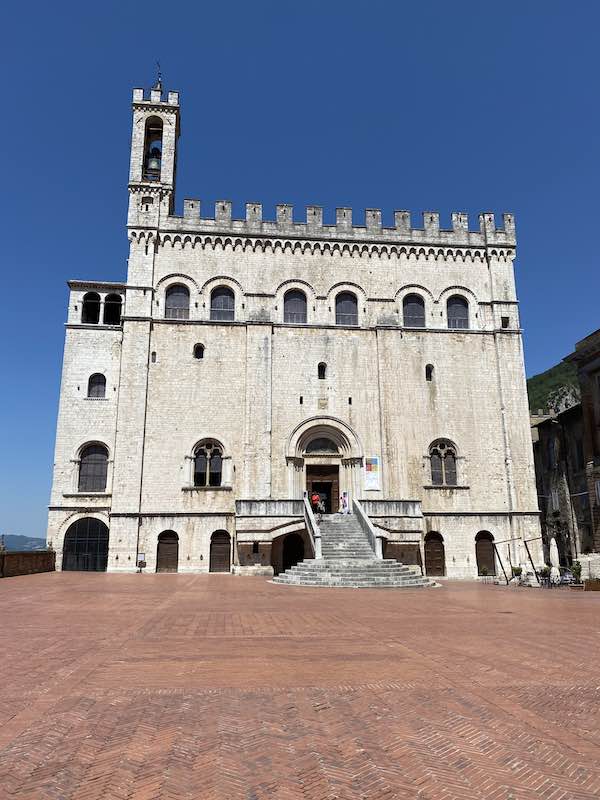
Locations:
284;289;307;324
335;292;358;326
429;440;458;486
403;294;425;327
210;287;235;321
447;295;469;329
194;440;223;487
78;444;109;493
165;284;190;319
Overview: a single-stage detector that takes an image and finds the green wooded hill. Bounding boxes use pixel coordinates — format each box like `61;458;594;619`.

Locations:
527;360;579;414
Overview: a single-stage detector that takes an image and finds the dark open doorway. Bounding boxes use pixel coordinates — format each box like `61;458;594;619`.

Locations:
282;533;305;572
306;465;339;513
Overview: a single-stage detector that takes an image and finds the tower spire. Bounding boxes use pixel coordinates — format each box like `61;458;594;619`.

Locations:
154;60;162;92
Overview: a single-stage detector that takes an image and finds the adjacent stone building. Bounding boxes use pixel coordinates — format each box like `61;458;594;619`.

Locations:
46;82;543;579
531;405;592;564
566;329;600;553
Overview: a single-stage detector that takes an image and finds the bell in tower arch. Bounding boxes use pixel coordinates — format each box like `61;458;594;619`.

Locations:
143;117;163;181
147;146;161;174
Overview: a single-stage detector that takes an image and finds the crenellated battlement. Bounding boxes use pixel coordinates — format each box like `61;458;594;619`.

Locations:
163;202;516;247
132;86;179;107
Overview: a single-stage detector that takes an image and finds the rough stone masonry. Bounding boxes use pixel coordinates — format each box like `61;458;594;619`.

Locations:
46;80;543;579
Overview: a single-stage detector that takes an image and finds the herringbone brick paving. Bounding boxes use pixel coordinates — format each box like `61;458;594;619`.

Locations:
1;575;600;799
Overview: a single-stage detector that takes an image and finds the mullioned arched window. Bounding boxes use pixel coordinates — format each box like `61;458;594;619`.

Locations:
429;440;458;486
194;440;224;487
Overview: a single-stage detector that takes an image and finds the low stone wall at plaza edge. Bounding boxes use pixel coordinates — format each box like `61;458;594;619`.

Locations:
0;550;55;578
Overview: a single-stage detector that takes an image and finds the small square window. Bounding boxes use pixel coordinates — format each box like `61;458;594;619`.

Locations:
501;316;509;329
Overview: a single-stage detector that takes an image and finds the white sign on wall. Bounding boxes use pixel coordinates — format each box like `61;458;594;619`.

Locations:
364;456;381;491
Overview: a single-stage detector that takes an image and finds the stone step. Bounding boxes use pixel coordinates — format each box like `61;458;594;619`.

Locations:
273;577;430;588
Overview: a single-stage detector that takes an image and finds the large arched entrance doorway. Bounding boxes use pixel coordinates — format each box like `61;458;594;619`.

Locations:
475;531;496;575
156;531;179;573
210;531;231;572
424;532;445;576
286;417;363;508
62;517;109;571
282;533;305;572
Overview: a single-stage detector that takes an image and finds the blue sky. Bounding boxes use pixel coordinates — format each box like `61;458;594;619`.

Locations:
2;0;598;538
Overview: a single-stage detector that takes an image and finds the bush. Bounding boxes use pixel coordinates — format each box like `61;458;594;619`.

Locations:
512;566;522;578
480;566;488;576
540;565;551;578
572;560;582;582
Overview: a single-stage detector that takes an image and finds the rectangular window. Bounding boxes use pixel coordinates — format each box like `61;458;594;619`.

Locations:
501;316;509;328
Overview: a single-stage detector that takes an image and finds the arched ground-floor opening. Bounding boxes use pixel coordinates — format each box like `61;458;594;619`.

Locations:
210;530;231;572
282;533;305;572
424;532;445;576
62;517;109;572
271;529;311;575
156;530;179;573
475;531;496;576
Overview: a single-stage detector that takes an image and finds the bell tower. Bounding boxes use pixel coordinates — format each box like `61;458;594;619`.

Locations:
127;78;180;226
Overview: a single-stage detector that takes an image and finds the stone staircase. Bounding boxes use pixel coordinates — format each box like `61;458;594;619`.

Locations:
272;514;435;588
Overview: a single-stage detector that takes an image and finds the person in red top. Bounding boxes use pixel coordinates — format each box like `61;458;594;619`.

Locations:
310;491;321;512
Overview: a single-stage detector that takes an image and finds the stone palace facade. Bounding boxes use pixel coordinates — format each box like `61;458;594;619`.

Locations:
46;82;542;579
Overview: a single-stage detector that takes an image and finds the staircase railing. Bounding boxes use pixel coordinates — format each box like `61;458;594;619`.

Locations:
353;498;384;559
303;494;322;559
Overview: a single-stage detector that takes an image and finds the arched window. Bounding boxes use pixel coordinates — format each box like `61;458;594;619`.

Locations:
165;284;190;320
210;286;235;321
335;292;358;326
193;343;205;360
78;444;109;493
82;292;100;324
318;362;327;380
194;440;223;487
62;517;109;572
475;531;496;576
103;294;122;325
403;294;425;327
87;373;106;398
425;364;434;382
143;117;163;181
284;289;307;324
429;440;457;486
447;295;469;329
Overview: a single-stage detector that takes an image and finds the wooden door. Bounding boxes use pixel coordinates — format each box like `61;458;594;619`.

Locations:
424;534;445;576
476;534;496;575
210;531;231;572
156;531;179;573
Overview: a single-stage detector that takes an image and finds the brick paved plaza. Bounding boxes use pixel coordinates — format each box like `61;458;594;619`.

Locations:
2;575;600;799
